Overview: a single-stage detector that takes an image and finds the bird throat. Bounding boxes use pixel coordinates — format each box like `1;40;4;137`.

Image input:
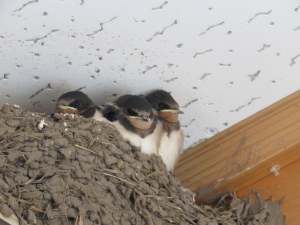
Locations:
158;111;178;123
127;117;152;130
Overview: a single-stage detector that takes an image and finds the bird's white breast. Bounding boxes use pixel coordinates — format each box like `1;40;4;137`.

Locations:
93;110;110;123
140;120;163;155
158;129;184;171
113;121;142;148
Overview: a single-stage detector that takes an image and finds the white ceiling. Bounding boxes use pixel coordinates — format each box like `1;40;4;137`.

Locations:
1;0;300;151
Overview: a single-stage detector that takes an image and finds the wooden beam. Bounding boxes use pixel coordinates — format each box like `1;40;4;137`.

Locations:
236;155;300;224
174;89;300;211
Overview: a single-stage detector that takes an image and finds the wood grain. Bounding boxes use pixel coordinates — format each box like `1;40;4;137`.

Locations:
174;89;300;224
236;157;300;224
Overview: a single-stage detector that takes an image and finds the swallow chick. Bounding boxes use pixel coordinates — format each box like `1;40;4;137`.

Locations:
102;94;160;155
55;90;107;122
145;90;184;172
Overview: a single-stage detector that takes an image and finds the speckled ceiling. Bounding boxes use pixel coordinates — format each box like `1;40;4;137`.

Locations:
1;0;300;151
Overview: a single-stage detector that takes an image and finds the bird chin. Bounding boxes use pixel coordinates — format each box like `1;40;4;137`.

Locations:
158;111;178;123
127;117;152;130
55;108;80;115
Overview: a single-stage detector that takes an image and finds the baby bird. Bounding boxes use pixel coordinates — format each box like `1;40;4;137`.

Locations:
55;90;107;122
102;94;160;155
145;90;184;171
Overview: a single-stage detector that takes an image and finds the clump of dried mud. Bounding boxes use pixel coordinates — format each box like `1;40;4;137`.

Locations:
0;104;285;225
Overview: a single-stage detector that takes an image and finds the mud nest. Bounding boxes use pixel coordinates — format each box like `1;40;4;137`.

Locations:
0;104;285;225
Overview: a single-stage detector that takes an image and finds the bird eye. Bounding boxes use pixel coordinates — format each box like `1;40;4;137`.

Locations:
158;103;167;109
72;101;81;108
126;108;137;116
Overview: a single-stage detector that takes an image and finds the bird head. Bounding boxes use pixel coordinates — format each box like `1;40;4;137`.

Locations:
115;95;154;130
55;91;94;115
145;90;183;123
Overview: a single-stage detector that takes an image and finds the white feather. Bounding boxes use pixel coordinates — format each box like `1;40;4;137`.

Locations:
158;129;184;171
140;120;163;155
93;109;110;123
113;121;142;148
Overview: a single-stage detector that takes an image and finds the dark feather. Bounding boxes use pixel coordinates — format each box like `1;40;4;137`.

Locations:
81;105;96;118
102;104;119;122
145;90;179;112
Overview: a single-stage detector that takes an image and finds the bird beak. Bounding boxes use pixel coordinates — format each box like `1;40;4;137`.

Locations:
56;105;75;110
129;115;149;122
160;109;184;114
55;104;80;115
141;115;149;122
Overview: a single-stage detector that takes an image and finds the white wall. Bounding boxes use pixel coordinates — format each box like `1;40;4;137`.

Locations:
1;0;300;151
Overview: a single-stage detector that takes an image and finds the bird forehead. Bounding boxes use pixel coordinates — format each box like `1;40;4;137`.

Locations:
147;91;179;108
155;99;179;110
56;99;75;106
157;94;178;107
166;101;179;109
60;91;86;99
137;110;151;116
